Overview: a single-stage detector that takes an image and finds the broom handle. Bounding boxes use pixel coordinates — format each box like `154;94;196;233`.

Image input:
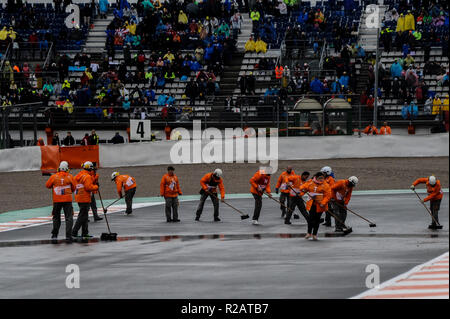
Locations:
105;197;122;209
97;189;112;234
332;199;376;225
207;191;247;216
413;189;441;226
263;191;294;213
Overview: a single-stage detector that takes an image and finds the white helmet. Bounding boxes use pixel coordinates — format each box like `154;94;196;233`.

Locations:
214;169;223;178
111;171;120;181
58;161;69;172
429;175;436;186
320;166;332;176
348;176;359;186
82;161;94;170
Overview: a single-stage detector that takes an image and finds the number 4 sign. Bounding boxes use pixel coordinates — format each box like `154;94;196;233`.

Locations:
130;120;151;141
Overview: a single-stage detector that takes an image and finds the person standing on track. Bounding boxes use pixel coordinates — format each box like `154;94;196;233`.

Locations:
299;172;332;241
89;166;103;222
284;171;310;225
275;166;296;218
72;161;99;239
320;166;335;227
411;176;444;229
250;169;272;225
160;166;182;222
195;169;225;222
45;161;76;242
111;172;137;215
330;176;358;233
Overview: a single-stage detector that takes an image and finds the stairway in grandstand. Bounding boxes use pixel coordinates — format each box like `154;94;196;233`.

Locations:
358;3;387;52
83;13;114;53
236;15;254;52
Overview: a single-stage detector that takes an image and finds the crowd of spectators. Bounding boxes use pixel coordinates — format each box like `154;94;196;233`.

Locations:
373;0;449;120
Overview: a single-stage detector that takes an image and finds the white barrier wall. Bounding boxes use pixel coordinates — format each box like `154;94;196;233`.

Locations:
0;146;42;172
1;134;448;172
101;133;449;168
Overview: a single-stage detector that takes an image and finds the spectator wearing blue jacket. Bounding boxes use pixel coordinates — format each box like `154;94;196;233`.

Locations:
190;60;202;72
122;97;131;110
297;10;308;24
99;0;109;18
310;77;324;94
157;94;168;106
390;60;403;78
331;79;341;94
401;101;418;119
339;72;349;88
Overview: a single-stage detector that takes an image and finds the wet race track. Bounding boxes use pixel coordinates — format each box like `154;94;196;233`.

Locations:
0;193;448;299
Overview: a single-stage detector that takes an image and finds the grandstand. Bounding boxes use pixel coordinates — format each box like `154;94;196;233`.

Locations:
0;0;448;147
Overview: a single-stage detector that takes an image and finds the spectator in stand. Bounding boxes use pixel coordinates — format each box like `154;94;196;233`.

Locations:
81;133;90;146
402;101;419;120
432;95;442;120
244;35;256;52
390;59;403;78
110;132;125;144
99;0;109;19
366;94;375;111
63;132;75;146
255;36;267;53
89;129;100;145
52;132;61;146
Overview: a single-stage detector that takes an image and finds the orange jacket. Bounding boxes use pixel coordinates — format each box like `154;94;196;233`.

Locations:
379;126;391;135
160;173;182;197
325;175;335;187
331;179;353;205
45;171;76;203
299;178;331;213
275;66;284;79
115;174;137;196
200;172;225;199
413;178;443;202
74;170;99;203
250;170;271;195
363;125;378;135
91;173;99;194
276;170;295;193
286;174;309;197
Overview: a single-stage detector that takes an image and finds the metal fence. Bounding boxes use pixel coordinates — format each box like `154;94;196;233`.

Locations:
1;96;442;149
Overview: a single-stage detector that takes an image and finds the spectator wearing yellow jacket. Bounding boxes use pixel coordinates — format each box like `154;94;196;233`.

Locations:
404;10;415;31
255;37;267;53
432;95;442;115
7;27;16;41
0;26;7;41
178;10;188;24
245;36;256;52
396;14;406;32
63;99;74;114
126;21;136;35
443;95;449;112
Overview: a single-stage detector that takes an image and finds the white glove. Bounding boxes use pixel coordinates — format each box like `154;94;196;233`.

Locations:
410;185;415;190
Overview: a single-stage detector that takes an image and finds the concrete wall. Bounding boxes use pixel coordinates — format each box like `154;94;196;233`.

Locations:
1;133;448;172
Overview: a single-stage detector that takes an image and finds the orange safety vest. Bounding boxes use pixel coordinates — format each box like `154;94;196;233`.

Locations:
160;173;182;197
115;174;137;196
275;66;284;79
74;170;99;203
45;171;76;203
